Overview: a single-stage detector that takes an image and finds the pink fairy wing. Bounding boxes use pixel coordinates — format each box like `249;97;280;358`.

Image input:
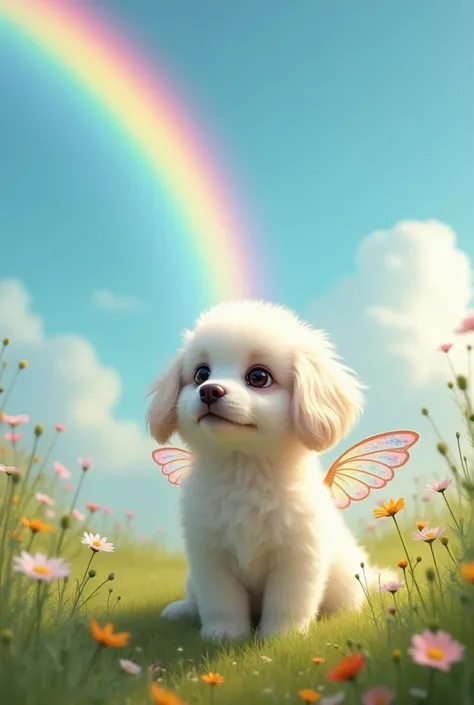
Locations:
323;430;420;509
151;446;193;487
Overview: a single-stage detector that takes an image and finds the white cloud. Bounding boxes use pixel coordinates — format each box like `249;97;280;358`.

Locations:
306;219;474;518
91;289;143;312
0;278;154;473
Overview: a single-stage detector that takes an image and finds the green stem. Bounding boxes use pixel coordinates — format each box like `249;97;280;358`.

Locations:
70;551;96;615
16;435;40;518
392;515;428;612
0;369;20;415
442;493;462;533
429;543;444;597
0;479;15;593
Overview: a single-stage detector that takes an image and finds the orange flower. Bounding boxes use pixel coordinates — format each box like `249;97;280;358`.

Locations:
298;689;320;702
151;683;188;705
397;559;408;569
461;561;474;584
312;656;325;665
201;672;225;686
21;517;54;534
327;652;366;682
416;521;427;531
373;498;405;519
90;619;130;648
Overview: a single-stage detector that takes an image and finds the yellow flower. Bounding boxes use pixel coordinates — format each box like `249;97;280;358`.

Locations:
312;656;325;665
461;561;474;584
90;619;130;648
151;683;188;705
201;672;225;686
21;517;54;534
373;498;405;519
298;690;320;703
416;521;427;531
397;559;408;569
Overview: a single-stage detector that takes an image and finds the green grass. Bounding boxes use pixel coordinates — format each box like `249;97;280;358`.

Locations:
1;340;474;705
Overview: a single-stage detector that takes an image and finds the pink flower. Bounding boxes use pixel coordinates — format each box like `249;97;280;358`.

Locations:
78;457;93;471
3;414;29;427
455;314;474;334
381;580;405;594
408;630;464;671
54;423;66;433
85;502;100;513
437;343;453;353
53;462;72;480
64;483;74;492
126;510;135;520
119;658;142;675
4;432;21;444
427;478;453;493
362;686;395;705
102;505;113;515
0;464;19;475
45;509;55;519
72;509;85;521
35;492;54;507
412;526;445;543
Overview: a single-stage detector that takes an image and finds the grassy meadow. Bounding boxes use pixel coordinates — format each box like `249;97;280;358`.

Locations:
0;336;474;705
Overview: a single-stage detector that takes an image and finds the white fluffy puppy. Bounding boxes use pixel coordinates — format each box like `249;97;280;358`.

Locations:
147;300;393;642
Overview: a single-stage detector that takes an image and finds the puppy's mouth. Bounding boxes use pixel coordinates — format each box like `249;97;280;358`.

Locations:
198;412;256;429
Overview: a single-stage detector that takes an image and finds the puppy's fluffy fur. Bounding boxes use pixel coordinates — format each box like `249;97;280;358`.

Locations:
147;300;394;641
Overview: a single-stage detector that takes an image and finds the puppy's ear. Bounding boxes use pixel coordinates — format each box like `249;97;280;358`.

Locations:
146;353;183;444
291;332;364;452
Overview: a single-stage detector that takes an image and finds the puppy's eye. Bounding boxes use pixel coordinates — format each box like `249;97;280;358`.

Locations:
194;365;211;385
245;367;273;388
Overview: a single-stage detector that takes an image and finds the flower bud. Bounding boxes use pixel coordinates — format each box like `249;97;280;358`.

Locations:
360;562;365;569
440;537;449;546
392;649;401;662
18;360;28;370
421;408;429;416
2;338;10;346
436;442;448;456
425;568;436;582
456;375;468;391
60;515;71;530
88;569;97;579
447;381;454;389
108;572;115;581
11;473;21;485
0;629;13;645
34;424;44;437
428;623;439;633
416;556;422;563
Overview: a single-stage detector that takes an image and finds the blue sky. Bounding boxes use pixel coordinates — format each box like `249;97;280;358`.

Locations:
1;0;474;545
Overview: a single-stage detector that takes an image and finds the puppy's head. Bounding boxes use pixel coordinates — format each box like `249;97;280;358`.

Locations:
147;300;364;456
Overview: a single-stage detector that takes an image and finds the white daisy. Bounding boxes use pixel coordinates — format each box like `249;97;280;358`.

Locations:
13;551;70;582
81;532;115;552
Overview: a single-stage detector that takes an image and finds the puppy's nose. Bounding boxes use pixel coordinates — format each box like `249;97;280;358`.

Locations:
199;383;226;405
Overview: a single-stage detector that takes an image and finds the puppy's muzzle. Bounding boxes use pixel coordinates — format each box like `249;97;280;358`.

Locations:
199;383;226;405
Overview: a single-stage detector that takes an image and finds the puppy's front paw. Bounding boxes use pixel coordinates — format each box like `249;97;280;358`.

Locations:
161;600;197;621
200;621;251;642
259;616;312;639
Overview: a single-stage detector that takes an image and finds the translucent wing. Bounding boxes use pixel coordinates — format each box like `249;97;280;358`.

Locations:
151;446;193;487
323;430;420;509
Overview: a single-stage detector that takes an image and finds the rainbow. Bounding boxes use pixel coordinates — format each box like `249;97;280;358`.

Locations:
0;0;265;302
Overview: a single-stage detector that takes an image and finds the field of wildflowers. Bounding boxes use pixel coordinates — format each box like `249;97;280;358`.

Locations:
0;329;474;705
